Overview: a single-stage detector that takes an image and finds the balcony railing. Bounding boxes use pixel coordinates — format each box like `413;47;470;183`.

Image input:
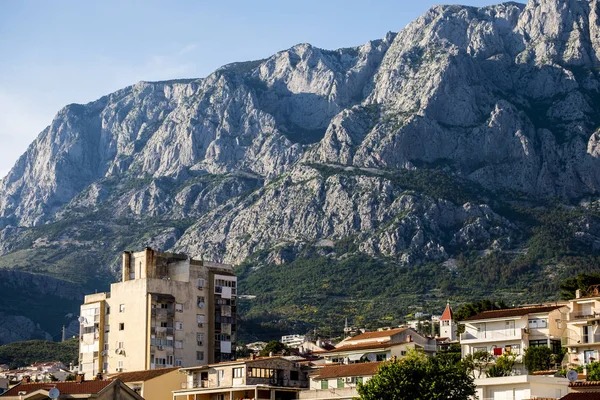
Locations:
461;329;522;341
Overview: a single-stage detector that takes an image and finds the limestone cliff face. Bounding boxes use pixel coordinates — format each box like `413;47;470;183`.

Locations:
2;1;600;339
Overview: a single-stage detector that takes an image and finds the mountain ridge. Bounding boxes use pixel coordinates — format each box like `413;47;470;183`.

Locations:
2;0;600;342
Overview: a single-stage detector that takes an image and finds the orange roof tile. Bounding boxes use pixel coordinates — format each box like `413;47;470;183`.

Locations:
570;381;600;387
462;305;564;321
312;362;382;379
109;367;178;382
440;303;453;321
325;341;409;354
2;380;114;396
343;327;409;342
560;393;600;400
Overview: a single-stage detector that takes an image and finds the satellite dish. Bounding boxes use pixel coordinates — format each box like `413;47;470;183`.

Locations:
567;369;578;382
49;388;60;399
366;353;377;362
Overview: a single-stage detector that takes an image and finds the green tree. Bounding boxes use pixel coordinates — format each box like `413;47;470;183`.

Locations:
454;300;509;321
560;273;600;300
463;351;493;378
357;351;475;400
259;340;287;357
587;361;600;381
523;346;553;373
486;353;516;377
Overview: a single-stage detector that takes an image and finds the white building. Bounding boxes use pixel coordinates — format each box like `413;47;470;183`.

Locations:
460;304;568;371
474;374;569;400
563;287;600;366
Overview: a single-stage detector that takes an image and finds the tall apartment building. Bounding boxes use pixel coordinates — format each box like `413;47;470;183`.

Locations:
78;248;237;379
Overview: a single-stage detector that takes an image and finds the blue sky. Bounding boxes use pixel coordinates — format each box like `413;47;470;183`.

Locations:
0;0;514;177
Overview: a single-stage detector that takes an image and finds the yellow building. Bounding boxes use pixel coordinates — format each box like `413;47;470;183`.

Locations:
109;367;185;400
79;248;237;379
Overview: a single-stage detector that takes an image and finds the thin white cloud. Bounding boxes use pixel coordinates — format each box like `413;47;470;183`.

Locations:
178;43;198;56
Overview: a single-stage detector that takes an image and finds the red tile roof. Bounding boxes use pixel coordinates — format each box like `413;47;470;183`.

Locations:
324;341;408;354
570;381;600;387
440;303;453;321
109;367;178;382
462;305;564;321
342;327;409;342
559;393;600;400
2;380;114;397
311;362;382;379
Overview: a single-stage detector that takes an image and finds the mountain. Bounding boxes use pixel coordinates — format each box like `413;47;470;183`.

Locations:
2;0;600;342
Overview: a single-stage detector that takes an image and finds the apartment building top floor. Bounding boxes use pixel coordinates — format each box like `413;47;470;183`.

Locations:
121;247;234;283
177;356;308;391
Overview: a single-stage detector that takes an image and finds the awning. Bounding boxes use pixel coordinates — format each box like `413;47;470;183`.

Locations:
348;353;364;361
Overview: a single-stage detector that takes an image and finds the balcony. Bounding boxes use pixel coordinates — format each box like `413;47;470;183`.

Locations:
461;329;522;343
152;308;175;319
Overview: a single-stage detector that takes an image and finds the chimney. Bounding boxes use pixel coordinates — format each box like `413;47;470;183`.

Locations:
76;374;84;383
576;289;582;299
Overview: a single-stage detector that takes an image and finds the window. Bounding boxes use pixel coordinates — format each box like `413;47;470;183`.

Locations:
119;323;125;331
528;318;548;329
290;370;299;380
175;359;182;367
175;303;183;312
119;304;125;313
233;367;244;378
196;351;204;361
248;368;275;378
175;322;183;331
175;340;183;349
337;378;344;388
529;339;548;348
321;380;328;389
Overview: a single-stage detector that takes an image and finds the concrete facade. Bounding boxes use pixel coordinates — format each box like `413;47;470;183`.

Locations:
460;305;568;367
79;248;237;379
473;375;569;400
563;289;600;366
174;357;308;400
